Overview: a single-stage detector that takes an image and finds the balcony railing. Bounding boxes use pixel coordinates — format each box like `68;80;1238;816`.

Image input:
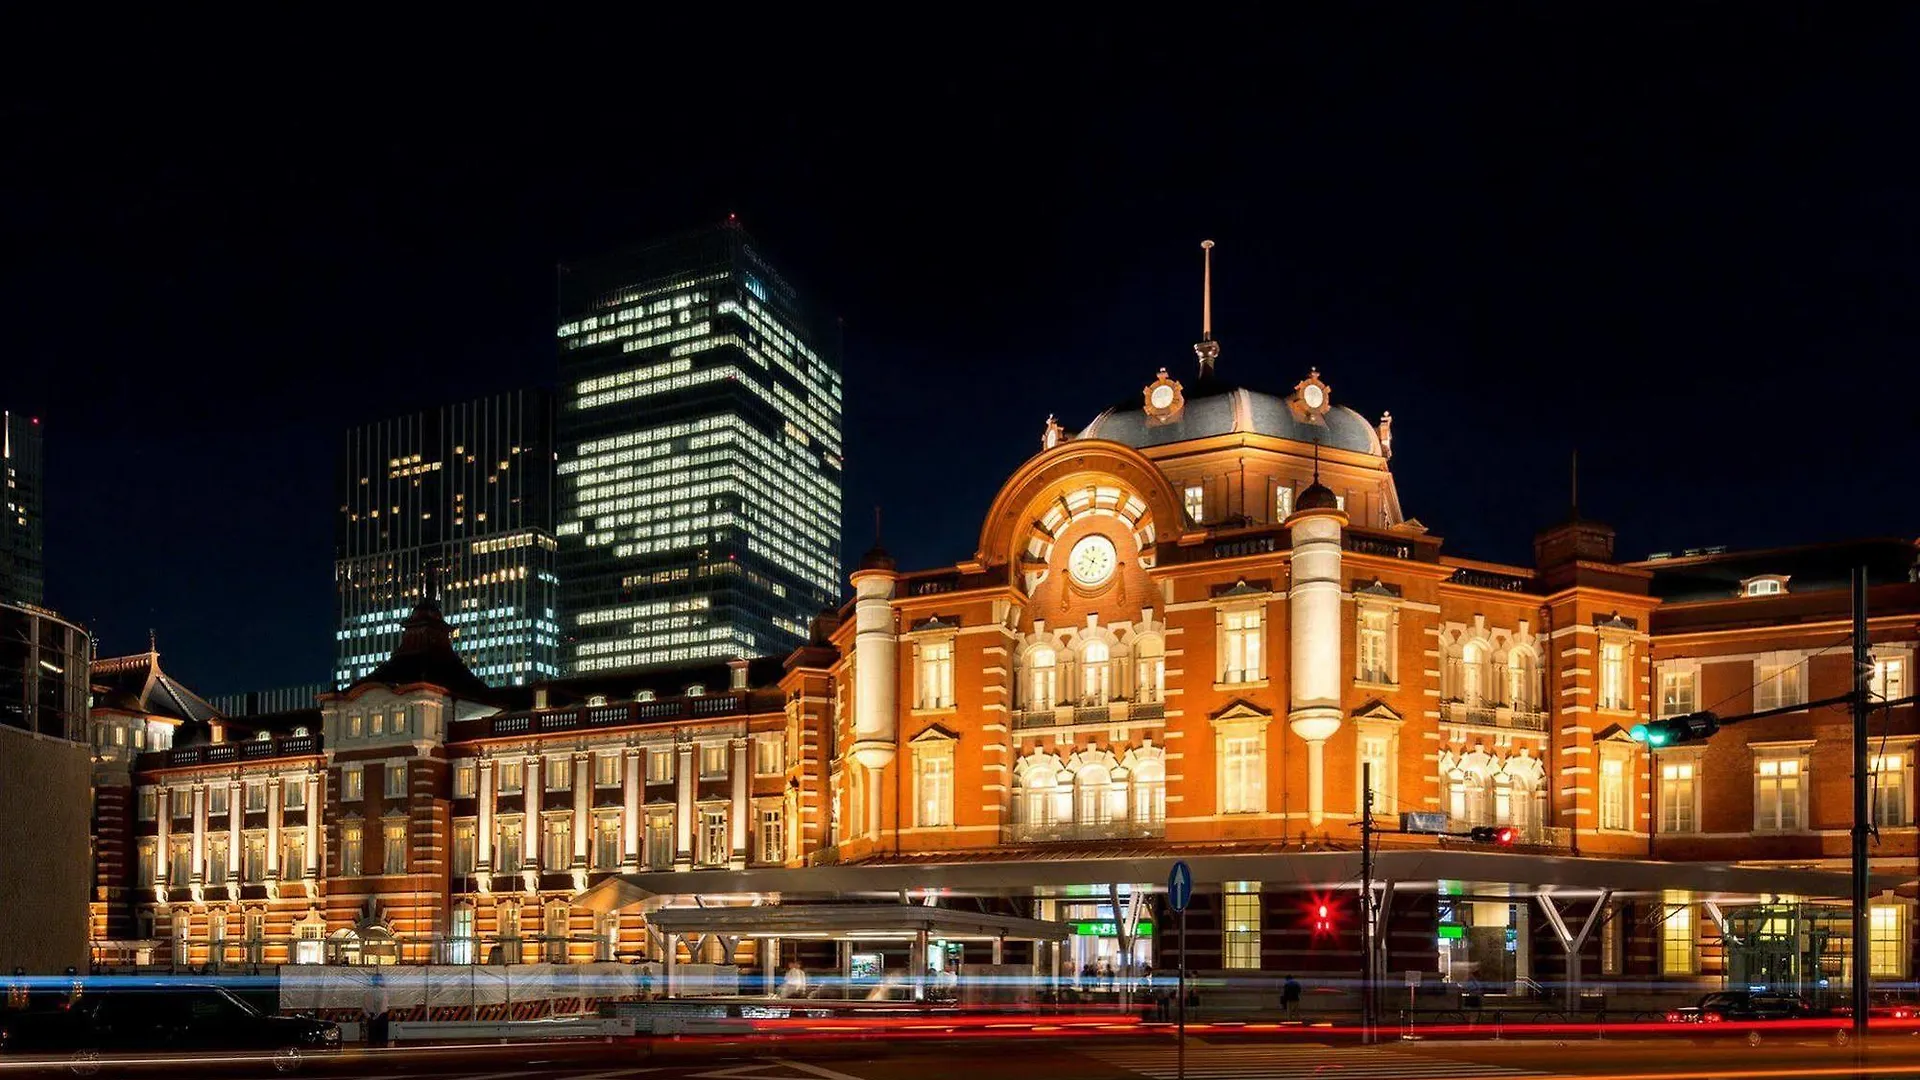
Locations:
1003;820;1165;844
472;693;751;738
1011;700;1169;730
1448;567;1534;592
1439;700;1547;732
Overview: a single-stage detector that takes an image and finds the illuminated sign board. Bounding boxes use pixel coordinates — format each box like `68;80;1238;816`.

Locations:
1072;920;1155;937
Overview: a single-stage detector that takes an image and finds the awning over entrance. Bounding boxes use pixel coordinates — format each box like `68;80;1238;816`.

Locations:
576;849;1902;912
644;904;1069;942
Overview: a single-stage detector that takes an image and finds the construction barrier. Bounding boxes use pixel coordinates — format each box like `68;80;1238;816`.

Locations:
280;963;646;1023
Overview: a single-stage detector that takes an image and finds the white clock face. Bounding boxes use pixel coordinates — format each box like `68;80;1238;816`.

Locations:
1149;384;1175;410
1067;534;1118;588
1302;384;1326;410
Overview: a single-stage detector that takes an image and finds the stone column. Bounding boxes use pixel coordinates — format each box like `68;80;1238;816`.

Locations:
190;784;207;885
675;741;694;870
265;778;282;879
573;752;591;868
1286;499;1348;826
849;564;900;842
227;781;243;891
305;773;321;878
730;738;750;869
524;756;541;871
622;748;641;870
156;787;171;887
477;758;495;871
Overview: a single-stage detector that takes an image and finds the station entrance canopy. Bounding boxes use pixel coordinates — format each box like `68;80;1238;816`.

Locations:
575;849;1901;912
644;904;1068;943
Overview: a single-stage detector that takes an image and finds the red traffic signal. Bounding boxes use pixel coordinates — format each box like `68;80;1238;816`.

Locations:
1307;896;1339;937
1467;825;1516;846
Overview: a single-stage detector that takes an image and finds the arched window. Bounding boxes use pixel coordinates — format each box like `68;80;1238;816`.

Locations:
1027;646;1057;710
1019;759;1062;827
1076;764;1113;826
1508;650;1537;712
1131;758;1166;827
1461;642;1488;707
1082;641;1111;703
1135;636;1166;704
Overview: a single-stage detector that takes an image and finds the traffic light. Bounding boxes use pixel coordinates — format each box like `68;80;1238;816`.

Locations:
1629;711;1721;748
1306;895;1340;937
1467;825;1516;846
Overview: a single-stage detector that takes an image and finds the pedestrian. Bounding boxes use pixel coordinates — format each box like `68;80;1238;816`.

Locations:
1281;974;1302;1022
781;959;809;998
1080;961;1096;991
1185;969;1200;1015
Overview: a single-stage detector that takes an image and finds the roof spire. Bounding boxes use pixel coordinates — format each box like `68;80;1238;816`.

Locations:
1194;239;1220;378
148;628;157;654
1312;437;1322;486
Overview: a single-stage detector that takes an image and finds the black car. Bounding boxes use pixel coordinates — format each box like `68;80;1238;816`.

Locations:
1664;990;1849;1046
0;985;340;1073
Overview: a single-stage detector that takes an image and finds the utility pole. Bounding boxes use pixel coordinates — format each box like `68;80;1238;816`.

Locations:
1851;567;1871;1043
1360;762;1375;1045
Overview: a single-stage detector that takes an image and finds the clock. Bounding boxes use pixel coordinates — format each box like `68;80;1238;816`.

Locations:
1142;368;1184;425
1301;383;1325;410
1150;383;1176;410
1292;368;1333;421
1067;534;1118;588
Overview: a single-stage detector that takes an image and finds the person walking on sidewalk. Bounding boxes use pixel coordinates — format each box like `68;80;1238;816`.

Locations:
1281;975;1302;1022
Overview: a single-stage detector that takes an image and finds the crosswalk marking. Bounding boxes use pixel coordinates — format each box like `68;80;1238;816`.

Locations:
1089;1044;1550;1080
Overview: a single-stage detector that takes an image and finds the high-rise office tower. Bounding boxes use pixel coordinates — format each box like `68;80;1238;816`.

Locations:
335;390;560;687
556;222;843;674
1;410;45;607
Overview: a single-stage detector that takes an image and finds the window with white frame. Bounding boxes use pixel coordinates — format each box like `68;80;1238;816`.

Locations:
914;741;954;828
1753;754;1805;831
137;839;157;886
645;809;673;869
1184;483;1204;523
1743;577;1786;597
245;780;267;812
1222;882;1262;969
1659;666;1697;717
340;823;364;876
1357;728;1393;814
1218;725;1267;815
1871;903;1909;978
347;714;365;739
754;735;785;776
383;822;407;874
1132;756;1166;827
1135;636;1165;703
174;785;193;816
496;761;525;794
1873;752;1912;828
1599;641;1629;711
452;820;476;875
916;639;955;710
758;804;785;864
283;830;305;878
594;911;620;962
283;778;306;810
1599;754;1629;831
1872;653;1909;704
1459;641;1488;706
542;815;570;869
594;814;622;869
543;903;568;963
1076;764;1114;826
384;763;407;799
545;756;571;791
1222;607;1262;684
208;784;230;816
243;834;265;883
495;819;523;873
1754;655;1806;711
1274;486;1293;521
449;906;475;965
341;768;363;803
1659;760;1699;832
207;837;229;883
1508;650;1537;711
1082;640;1112;703
698;808;728;867
167;837;191;886
1663;891;1698;975
454;760;477;798
1357;608;1392;685
1027;645;1058;709
595;753;622;788
646;748;673;783
138;787;158;820
699;743;727;778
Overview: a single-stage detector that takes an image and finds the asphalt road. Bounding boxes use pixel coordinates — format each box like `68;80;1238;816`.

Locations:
8;1031;1920;1080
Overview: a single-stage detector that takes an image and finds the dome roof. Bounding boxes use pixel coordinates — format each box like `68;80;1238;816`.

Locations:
1078;381;1382;455
1296;481;1341;511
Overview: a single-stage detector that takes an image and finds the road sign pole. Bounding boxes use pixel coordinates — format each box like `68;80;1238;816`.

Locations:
1168;859;1191;1080
1177;907;1187;1080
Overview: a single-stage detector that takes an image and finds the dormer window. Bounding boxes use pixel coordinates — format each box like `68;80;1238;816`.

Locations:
685;684;706;697
1742;575;1789;597
587;695;609;707
292;726;309;737
255;730;271;742
635;690;656;702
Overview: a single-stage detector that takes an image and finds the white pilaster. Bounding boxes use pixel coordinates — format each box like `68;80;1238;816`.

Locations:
523;756;541;870
304;772;321;878
477;759;495;871
729;738;749;869
572;752;591;867
1287;507;1347;826
675;742;694;869
190;784;207;884
265;778;282;879
621;749;641;870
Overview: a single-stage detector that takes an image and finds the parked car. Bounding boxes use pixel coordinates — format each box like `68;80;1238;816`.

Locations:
0;985;340;1073
1665;990;1860;1047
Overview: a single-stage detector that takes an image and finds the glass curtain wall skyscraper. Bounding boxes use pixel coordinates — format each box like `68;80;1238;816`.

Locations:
1;410;45;607
335;390;560;687
556;222;843;674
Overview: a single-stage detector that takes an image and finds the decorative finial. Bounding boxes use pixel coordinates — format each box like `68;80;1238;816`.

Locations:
1379;411;1393;461
148;628;157;654
1194;240;1220;377
1312;438;1322;485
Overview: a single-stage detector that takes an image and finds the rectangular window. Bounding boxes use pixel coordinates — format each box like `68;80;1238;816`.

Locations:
382;823;406;874
759;806;785;864
595;912;619;963
917;640;954;709
452;820;476;876
245;781;267;812
243;834;265;882
1184;483;1204;523
700;744;727;778
698;808;728;867
1601;904;1621;976
646;749;673;784
496;820;523;874
383;764;407;800
169;838;192;885
174;786;193;816
1222;882;1262;970
1755;659;1806;711
594;816;622;869
207;837;229;883
1274;486;1293;520
138;787;158;821
1659;669;1697;718
1222;734;1265;814
283;779;306;811
1358;734;1390;813
137;840;157;886
497;761;525;794
645;810;674;869
341;768;364;802
1755;757;1803;831
1599;642;1628;710
1871;904;1909;978
755;736;785;776
1663;891;1697;975
1599;756;1628;831
1873;753;1911;828
454;760;477;798
340;824;363;876
916;747;953;828
282;830;305;876
545;757;571;791
450;907;475;965
1659;761;1697;833
1873;656;1909;704
208;785;230;816
1222;608;1262;684
294;924;323;965
1357;610;1391;684
543;816;571;869
347;714;364;739
595;753;622;788
371;712;386;736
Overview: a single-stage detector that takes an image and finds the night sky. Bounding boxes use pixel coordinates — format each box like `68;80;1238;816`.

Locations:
6;10;1918;696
